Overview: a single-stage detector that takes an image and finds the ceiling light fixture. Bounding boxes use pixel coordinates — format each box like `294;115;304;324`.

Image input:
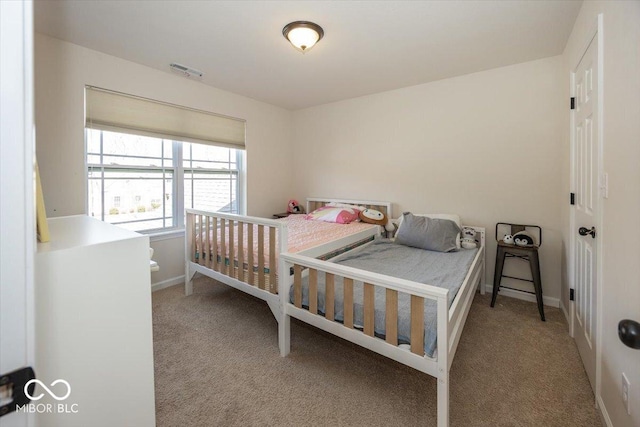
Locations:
282;21;324;53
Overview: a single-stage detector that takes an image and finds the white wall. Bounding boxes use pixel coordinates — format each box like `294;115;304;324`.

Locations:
292;56;565;302
563;2;640;426
34;33;293;285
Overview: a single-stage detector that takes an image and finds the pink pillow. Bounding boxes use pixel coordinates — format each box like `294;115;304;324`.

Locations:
305;206;360;224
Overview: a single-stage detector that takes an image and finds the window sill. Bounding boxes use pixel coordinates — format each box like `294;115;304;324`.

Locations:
147;228;185;242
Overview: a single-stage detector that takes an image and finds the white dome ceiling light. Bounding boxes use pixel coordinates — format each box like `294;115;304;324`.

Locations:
282;21;324;53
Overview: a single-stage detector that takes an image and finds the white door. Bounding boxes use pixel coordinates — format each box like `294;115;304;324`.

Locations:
572;34;599;394
0;1;35;426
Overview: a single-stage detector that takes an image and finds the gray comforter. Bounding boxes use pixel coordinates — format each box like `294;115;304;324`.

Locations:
289;239;478;357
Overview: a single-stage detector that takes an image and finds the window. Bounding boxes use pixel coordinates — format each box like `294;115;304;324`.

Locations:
85;86;246;233
87;128;243;233
183;142;239;213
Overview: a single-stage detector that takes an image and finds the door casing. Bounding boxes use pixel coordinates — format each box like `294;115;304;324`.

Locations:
0;0;36;426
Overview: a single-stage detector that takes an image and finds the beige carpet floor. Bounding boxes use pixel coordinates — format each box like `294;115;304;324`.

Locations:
152;276;601;426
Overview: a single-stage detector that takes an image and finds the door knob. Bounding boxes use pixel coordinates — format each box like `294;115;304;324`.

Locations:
579;226;596;238
619;319;640;349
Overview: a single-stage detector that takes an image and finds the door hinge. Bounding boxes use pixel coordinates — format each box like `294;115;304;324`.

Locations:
0;367;36;418
570;288;575;301
570;97;576;110
570;192;575;205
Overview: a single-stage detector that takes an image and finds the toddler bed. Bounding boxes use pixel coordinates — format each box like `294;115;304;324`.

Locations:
278;213;486;427
184;197;392;334
189;215;379;293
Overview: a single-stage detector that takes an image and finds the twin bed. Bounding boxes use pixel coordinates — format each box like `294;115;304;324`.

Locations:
185;198;485;427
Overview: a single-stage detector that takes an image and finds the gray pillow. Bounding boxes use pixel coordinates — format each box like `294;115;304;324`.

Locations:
395;212;461;252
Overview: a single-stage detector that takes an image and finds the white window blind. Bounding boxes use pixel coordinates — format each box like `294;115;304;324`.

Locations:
85;86;246;149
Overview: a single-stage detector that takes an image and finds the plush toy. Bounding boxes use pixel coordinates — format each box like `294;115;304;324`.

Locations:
513;231;535;247
358;208;387;226
287;199;304;214
461;227;477;249
503;234;514;245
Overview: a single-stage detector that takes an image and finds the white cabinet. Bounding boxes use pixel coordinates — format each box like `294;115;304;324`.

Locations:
35;216;155;427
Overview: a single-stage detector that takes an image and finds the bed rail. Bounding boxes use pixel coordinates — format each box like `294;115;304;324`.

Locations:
279;226;486;427
185;209;288;296
280;251;451;426
306;197;392;219
281;252;449;366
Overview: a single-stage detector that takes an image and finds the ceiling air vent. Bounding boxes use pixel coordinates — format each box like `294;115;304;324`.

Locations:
170;63;203;78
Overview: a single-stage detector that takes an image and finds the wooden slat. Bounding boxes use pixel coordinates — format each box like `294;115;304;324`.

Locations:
269;227;276;293
238;222;245;282
212;217;218;271
385;289;398;345
229;219;235;278
309;269;318;314
325;273;335;321
364;283;375;337
198;215;204;266
220;219;226;274
247;224;254;285
410;295;425;355
204;216;211;268
293;265;302;308
344;278;354;328
258;225;265;290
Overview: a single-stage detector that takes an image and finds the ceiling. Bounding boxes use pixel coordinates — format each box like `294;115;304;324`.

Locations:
34;1;582;110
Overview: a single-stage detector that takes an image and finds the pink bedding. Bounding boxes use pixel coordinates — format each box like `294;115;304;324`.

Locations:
280;215;377;253
200;215;378;269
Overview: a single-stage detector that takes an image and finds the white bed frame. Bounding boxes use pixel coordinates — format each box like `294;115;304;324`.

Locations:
184;197;392;323
278;226;486;427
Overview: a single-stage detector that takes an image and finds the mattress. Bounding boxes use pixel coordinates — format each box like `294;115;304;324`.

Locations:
288;239;479;357
196;215;379;271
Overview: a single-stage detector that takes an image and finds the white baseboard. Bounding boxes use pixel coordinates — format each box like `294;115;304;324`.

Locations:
597;395;613;427
483;284;560;308
559;299;570;324
151;275;184;292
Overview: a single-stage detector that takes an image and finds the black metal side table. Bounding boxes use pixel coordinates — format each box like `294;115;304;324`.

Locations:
490;223;545;321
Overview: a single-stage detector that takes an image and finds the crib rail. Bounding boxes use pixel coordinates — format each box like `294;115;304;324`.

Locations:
185;209;287;295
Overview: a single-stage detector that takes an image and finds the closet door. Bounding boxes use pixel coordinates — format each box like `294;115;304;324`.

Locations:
572;33;600;395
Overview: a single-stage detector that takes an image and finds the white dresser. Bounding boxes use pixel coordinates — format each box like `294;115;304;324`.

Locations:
35;215;156;427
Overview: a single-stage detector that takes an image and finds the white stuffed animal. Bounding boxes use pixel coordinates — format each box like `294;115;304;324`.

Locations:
461;227;477;249
503;234;514;245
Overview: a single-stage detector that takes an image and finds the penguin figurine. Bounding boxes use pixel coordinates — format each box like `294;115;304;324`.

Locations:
513;232;535;247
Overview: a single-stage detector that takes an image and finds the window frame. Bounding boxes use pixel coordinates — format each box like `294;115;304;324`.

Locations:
182;142;242;216
85;128;245;236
